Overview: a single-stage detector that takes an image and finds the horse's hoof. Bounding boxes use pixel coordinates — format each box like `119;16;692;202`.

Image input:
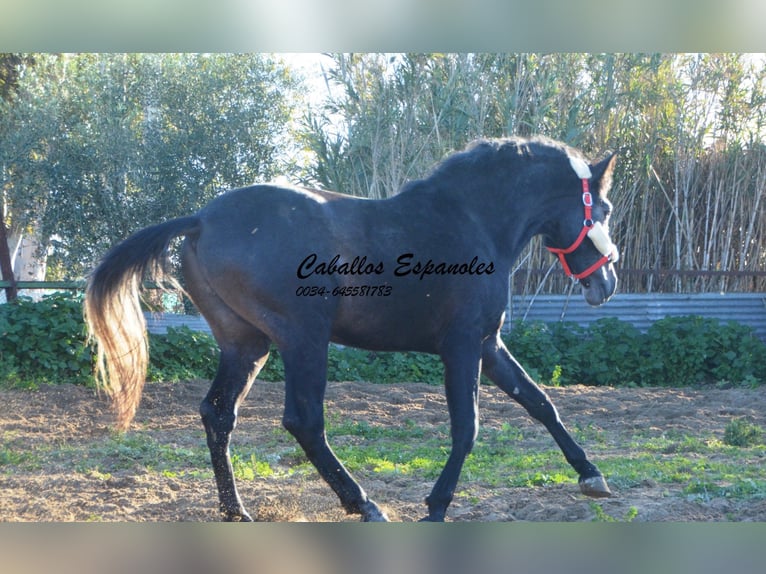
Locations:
360;501;390;522
361;512;389;522
579;475;612;498
222;510;254;522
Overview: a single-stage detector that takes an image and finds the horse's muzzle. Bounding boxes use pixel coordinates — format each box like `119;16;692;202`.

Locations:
580;263;617;307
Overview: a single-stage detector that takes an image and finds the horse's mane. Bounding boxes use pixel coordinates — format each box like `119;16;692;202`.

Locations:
399;136;582;196
442;136;583;172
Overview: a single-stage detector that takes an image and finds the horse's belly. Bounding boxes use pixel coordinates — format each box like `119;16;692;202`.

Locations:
329;297;441;353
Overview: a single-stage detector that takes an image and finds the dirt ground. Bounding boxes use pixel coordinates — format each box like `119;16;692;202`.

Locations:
2;379;765;522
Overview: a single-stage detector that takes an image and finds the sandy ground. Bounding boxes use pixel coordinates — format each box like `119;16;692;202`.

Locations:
1;379;765;522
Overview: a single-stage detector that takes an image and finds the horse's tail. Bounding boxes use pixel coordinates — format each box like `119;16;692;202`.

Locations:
84;216;201;430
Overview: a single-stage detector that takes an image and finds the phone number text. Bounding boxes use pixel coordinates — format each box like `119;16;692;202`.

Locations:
295;285;393;297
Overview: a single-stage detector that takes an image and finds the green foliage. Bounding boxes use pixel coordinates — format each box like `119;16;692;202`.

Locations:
0;292;92;387
503;316;766;388
2;53;300;278
260;345;444;385
503;318;644;387
590;502;639;523
258;346;285;382
724;418;763;447
640;316;712;386
639;317;766;386
1;293;764;389
147;326;219;383
303;53;766;296
707;321;766;384
503;320;562;383
231;452;275;480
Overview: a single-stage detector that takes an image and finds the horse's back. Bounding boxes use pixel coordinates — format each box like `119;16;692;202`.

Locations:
185;181;507;351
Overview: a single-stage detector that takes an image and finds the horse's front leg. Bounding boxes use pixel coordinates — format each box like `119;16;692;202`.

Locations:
481;334;611;498
280;342;389;522
422;334;482;522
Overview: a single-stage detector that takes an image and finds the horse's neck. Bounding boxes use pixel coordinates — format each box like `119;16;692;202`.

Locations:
411;175;554;270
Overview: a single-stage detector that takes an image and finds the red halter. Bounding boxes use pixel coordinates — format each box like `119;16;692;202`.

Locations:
546;178;613;280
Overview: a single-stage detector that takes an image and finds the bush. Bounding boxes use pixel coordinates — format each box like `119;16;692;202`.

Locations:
639;316;711;386
0;292;92;387
503;320;562;383
724;418;763;447
261;346;443;384
557;318;644;387
706;320;766;384
1;293;764;389
147;326;219;382
503;315;766;388
637;316;766;386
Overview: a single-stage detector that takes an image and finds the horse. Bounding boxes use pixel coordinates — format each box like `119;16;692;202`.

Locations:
84;136;620;522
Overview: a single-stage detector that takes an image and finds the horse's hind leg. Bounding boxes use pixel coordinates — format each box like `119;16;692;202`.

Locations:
200;334;270;521
279;339;389;522
481;334;611;498
181;239;271;520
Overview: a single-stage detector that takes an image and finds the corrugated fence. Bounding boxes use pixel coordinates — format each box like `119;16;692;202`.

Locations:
508;292;766;340
145;292;766;341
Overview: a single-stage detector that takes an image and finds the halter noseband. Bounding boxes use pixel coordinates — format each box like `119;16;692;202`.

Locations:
546;159;619;281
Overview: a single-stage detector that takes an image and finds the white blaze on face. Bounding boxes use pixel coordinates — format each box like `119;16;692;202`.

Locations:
568;153;619;263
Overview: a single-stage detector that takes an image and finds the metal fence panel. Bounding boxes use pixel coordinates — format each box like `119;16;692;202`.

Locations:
144;292;766;341
507;292;766;340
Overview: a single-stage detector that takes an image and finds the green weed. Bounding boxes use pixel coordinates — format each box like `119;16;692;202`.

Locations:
724;418;763;447
231;452;275;480
0;445;33;467
590;502;639;522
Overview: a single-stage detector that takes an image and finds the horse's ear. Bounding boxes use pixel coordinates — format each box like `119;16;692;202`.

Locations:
590;153;617;198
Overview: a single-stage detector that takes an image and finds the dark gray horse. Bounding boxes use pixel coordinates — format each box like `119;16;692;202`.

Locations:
85;136;619;522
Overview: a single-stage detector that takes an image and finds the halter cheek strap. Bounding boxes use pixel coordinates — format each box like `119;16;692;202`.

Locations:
546;177;619;280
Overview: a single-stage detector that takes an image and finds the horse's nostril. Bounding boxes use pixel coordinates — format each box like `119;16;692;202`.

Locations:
580;277;591;289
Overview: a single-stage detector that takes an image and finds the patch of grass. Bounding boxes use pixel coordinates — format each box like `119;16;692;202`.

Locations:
45;432;212;477
0;431;43;470
597;441;766;500
682;475;766;502
482;422;525;443
333;443;446;479
0;445;35;467
231;452;275;481
87;469;112;481
324;414;451;479
724;418;763;447
590;502;639;522
638;434;722;455
326;420;581;489
327;418;429;441
465;447;574;488
525;471;573;488
572;422;608;445
311;417;766;506
0;369;39;390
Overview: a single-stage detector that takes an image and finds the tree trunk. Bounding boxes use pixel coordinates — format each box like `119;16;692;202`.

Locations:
0;216;18;301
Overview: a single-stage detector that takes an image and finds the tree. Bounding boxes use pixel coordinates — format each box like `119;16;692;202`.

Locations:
0;53;36;301
0;53;34;101
1;53;300;280
301;53;766;294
